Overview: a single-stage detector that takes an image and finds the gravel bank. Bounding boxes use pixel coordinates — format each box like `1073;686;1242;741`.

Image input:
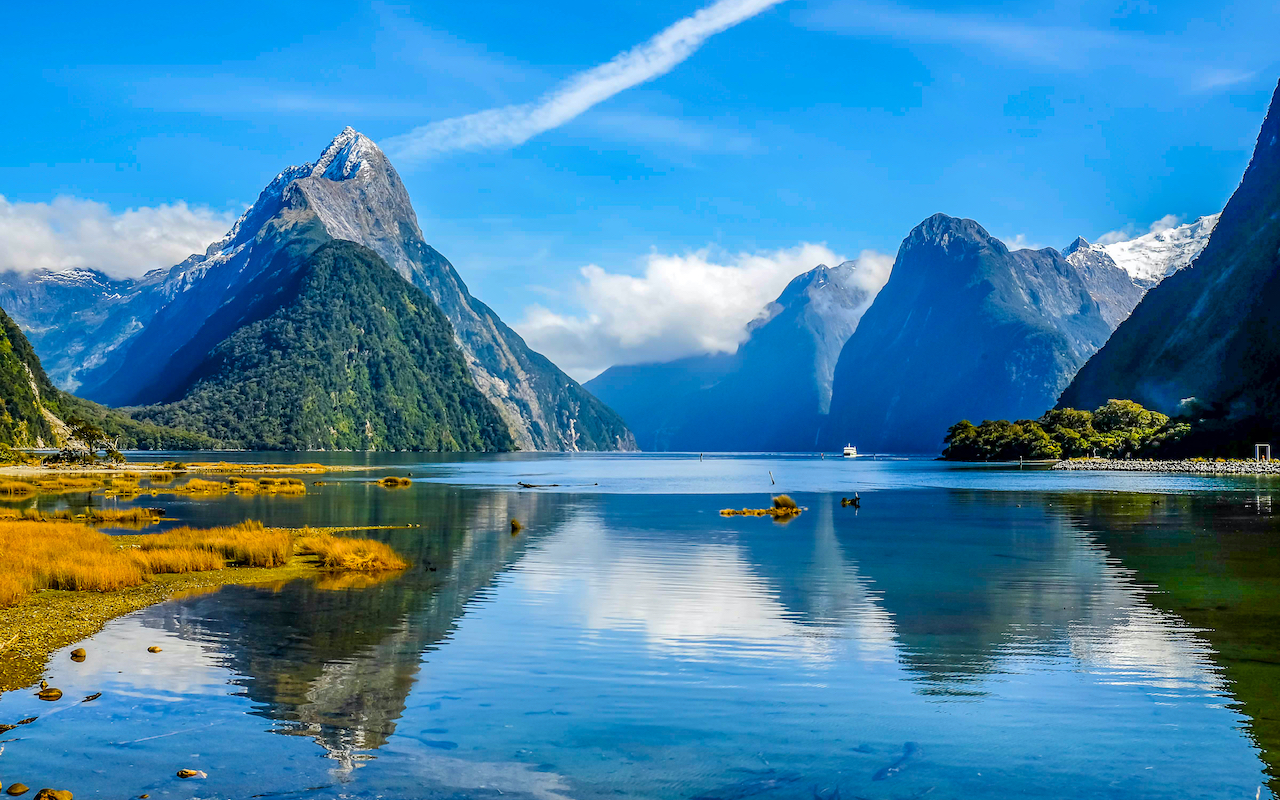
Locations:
1052;458;1280;474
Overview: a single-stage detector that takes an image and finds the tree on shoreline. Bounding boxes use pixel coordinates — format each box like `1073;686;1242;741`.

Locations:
942;400;1190;461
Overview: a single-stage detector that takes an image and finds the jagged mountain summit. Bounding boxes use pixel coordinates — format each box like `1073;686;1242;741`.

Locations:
1061;237;1148;329
586;257;889;451
0;128;634;451
822;213;1114;454
132;241;515;451
1058;80;1280;449
1060;215;1218;329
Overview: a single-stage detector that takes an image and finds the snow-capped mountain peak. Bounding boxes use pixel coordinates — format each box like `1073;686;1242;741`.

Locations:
311;126;383;181
1099;214;1220;284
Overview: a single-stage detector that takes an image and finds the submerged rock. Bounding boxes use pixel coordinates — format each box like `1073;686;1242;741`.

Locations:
176;770;206;779
32;790;71;800
36;688;62;701
5;783;29;796
69;649;85;662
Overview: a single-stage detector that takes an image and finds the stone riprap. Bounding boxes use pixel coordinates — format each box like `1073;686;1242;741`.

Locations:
1053;458;1280;474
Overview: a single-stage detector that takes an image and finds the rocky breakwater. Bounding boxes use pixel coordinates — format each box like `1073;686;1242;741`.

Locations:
1053;458;1280;474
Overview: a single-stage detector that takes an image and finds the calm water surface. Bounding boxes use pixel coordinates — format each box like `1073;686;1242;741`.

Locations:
4;454;1279;799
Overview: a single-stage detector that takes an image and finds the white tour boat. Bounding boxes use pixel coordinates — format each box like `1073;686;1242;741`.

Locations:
843;444;858;458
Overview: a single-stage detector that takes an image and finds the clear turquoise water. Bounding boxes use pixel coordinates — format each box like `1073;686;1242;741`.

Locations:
3;454;1277;799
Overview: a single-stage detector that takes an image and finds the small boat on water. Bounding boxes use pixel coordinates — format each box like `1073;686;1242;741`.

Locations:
843;444;858;458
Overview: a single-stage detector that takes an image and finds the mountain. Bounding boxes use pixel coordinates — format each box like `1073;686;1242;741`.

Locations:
0;128;633;452
586;259;889;451
1061;237;1149;329
130;241;513;451
1060;215;1219;329
1058;80;1280;448
0;305;213;450
822;214;1114;454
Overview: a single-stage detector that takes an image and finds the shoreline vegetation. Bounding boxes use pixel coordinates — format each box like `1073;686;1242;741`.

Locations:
0;519;413;691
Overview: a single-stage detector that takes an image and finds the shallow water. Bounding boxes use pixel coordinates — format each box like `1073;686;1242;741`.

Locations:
3;454;1279;799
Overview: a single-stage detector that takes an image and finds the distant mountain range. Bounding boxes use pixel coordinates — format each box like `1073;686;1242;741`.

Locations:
586;258;889;451
1059;80;1280;451
0;129;634;452
588;203;1214;454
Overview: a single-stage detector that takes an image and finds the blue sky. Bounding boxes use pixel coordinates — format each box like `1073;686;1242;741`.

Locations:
2;0;1278;377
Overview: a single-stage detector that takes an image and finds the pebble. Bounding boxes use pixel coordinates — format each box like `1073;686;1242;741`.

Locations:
36;688;62;701
146;646;162;653
6;784;29;796
69;649;85;662
176;770;206;779
32;790;72;800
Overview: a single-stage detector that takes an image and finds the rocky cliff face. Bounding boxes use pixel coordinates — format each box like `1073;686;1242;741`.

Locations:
1061;237;1149;329
0;128;633;451
1058;81;1280;442
586;258;888;451
822;214;1114;454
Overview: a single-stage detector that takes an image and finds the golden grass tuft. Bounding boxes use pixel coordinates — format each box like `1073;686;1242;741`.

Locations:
772;494;798;510
376;476;413;488
148;472;176;484
130;547;225;574
0;480;37;496
84;507;165;526
139;521;292;568
0;521;148;606
0;507;74;522
36;475;107;491
177;477;232;494
295;529;409;572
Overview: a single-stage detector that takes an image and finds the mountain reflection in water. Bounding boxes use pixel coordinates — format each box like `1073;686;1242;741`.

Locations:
9;467;1276;800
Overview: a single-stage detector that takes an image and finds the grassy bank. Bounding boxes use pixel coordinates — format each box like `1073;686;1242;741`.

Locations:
0;521;412;691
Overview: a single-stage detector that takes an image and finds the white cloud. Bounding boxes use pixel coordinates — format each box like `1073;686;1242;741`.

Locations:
382;0;786;164
1000;234;1049;251
515;242;878;381
0;196;234;278
1095;214;1183;245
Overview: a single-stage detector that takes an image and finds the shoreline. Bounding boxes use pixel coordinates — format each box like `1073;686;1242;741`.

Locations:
0;461;380;478
0;525;413;692
1052;458;1280;475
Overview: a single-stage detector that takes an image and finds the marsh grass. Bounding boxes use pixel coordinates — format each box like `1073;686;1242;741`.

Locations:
149;472;176;484
0;507;74;522
139;521;292;568
131;547;225;574
772;494;798;510
376;476;413;488
84;507;165;526
296;529;409;572
0;521;146;606
0;480;37;496
176;477;233;494
0;517;410;610
230;477;307;495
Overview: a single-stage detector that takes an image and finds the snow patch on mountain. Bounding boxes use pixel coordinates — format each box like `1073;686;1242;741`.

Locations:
1100;214;1219;284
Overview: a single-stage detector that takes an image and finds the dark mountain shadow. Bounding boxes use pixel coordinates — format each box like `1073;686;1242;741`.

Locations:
1055;490;1280;791
137;486;577;770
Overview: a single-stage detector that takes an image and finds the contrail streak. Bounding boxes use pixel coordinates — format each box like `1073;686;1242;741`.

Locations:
383;0;786;165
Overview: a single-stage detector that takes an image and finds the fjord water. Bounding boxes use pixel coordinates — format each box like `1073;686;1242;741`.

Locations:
6;455;1280;799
